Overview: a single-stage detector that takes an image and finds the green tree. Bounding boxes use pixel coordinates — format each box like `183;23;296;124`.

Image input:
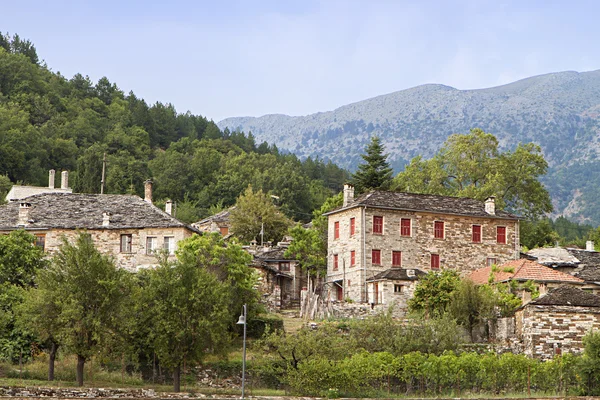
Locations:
230;185;292;244
392;128;553;220
351;136;393;193
408;270;461;317
143;234;255;392
450;279;494;341
581;330;600;395
42;233;132;386
520;218;559;250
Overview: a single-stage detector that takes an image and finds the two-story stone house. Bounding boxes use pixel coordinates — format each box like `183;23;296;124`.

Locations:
325;184;520;303
0;183;198;271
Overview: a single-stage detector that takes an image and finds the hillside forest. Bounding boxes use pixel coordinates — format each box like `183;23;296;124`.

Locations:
0;33;348;223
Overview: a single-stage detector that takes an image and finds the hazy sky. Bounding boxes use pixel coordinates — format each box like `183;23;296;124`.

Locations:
2;0;598;121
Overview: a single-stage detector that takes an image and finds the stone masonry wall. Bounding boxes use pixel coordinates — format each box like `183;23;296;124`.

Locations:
20;227;193;272
328;206;519;303
516;305;600;359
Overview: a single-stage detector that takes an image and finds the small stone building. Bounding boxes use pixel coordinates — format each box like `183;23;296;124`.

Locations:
5;169;72;202
326;184;520;302
192;208;233;236
248;243;307;309
0;189;198;271
366;267;426;312
515;286;600;359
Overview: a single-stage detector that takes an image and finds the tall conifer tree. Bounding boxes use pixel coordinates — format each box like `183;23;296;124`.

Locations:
351;136;393;193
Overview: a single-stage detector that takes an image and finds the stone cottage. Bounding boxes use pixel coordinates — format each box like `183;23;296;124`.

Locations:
246;241;306;309
515;285;600;359
467;259;587;300
192;208;234;236
0;184;198;271
325;184;520;302
366;267;426;310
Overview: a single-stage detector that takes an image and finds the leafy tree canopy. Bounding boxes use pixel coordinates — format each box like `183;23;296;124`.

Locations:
392;128;553;220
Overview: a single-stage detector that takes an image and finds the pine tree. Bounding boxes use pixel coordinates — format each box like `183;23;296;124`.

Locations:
351;136;393;193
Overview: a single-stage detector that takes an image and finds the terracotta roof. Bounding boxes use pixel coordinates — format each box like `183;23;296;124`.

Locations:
0;193;197;231
467;259;584;285
528;285;600;307
326;191;518;219
367;267;427;282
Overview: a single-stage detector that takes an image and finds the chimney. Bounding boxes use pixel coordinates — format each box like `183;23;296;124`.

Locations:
485;197;495;215
61;170;69;189
102;212;111;227
343;184;355;207
587;240;595;251
165;199;173;215
48;169;55;189
18;202;31;225
144;180;153;203
407;269;415;277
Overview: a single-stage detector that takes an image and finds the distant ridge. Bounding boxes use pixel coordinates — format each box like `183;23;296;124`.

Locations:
219;70;600;224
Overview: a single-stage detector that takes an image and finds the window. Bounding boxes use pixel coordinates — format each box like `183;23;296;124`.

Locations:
400;218;411;236
394;284;403;293
163;236;175;255
120;234;132;253
333;254;339;271
34;234;45;251
146;236;157;255
431;253;440;269
279;262;290;272
373;216;383;234
334;221;340;239
350;217;355;236
348;280;351;286
472;225;482;243
350;250;356;266
392;251;402;267
372;249;381;265
486;257;497;267
497;226;506;244
434;221;444;239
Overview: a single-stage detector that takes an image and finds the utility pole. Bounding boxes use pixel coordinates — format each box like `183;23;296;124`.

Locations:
100;152;107;194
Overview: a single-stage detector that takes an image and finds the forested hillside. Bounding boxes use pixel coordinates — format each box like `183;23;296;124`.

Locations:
220;70;600;225
0;33;348;222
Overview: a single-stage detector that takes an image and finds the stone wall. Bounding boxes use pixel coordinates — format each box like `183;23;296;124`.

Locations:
516;305;600;359
367;279;417;313
328;206;519;302
20;227;193;272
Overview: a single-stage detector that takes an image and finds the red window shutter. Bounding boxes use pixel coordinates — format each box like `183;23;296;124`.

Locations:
373;216;383;234
372;249;381;265
497;226;506;244
392;251;402;267
472;225;482;243
434;221;444;238
431;254;440;269
350;217;355;236
334;221;340;239
333;254;338;270
350;250;356;266
400;218;411;236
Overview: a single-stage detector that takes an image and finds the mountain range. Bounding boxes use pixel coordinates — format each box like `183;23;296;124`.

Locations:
219;70;600;225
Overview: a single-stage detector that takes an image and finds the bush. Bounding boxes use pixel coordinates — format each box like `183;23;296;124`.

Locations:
246;314;284;338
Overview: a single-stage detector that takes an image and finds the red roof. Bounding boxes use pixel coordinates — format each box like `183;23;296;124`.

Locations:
467;259;584;285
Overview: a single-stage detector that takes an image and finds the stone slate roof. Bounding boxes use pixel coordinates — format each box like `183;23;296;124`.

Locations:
526;247;580;268
253;247;295;262
6;185;72;202
567;249;600;282
0;193;197;231
528;285;600;308
327;190;518;219
193;208;234;226
467;259;584;285
367;267;427;282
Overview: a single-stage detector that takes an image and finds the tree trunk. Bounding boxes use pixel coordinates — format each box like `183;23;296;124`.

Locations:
173;364;181;392
48;342;58;381
76;354;85;387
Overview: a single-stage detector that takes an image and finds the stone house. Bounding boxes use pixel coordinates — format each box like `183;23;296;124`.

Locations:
5;169;72;202
0;183;198;271
366;267;426;311
246;241;307;309
467;259;587;300
192;208;234;236
527;245;600;294
515;285;600;359
325;184;520;302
